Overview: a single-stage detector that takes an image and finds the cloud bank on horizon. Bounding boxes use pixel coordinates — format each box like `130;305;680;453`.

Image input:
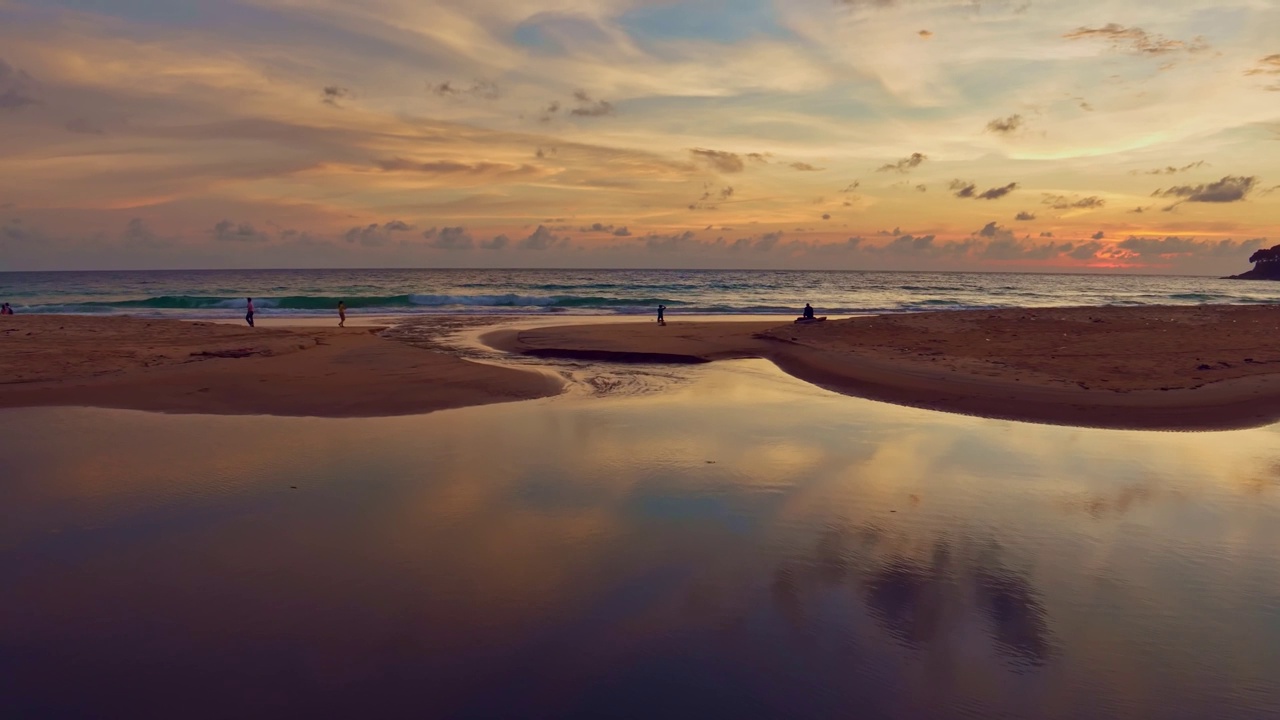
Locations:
0;0;1277;272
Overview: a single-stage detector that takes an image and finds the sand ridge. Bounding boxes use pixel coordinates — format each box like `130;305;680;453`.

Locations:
485;305;1280;430
6;308;1280;428
0;315;563;417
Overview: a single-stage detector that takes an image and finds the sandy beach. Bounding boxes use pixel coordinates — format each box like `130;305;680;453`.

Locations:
5;306;1280;428
0;315;561;416
485;305;1280;430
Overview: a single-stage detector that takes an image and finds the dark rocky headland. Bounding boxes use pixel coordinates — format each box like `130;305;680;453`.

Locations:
1226;245;1280;280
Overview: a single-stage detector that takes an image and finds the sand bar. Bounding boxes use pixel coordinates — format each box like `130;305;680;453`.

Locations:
0;315;562;416
484;305;1280;430
6;307;1280;428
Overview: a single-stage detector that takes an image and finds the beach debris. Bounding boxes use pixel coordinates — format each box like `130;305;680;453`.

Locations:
190;348;265;359
1197;363;1212;370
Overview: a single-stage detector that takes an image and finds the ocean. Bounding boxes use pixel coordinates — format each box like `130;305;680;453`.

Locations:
2;268;1279;318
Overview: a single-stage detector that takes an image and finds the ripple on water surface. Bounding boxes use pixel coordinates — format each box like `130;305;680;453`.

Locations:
1;360;1278;719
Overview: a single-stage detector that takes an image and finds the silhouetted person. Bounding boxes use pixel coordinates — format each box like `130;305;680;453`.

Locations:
657;304;666;325
245;297;255;327
803;303;815;320
0;303;12;315
338;300;346;327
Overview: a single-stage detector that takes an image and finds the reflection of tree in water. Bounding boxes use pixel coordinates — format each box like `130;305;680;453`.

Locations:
772;522;1053;669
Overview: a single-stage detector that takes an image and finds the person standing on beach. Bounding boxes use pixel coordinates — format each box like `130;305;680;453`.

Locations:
245;297;255;327
0;303;12;315
338;300;346;327
657;304;666;325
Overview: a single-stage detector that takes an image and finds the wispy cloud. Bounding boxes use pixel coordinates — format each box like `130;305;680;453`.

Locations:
1063;24;1208;56
373;158;544;180
877;153;927;173
1132;161;1206;175
0;58;38;111
951;180;1017;200
690;148;745;173
537;101;560;123
431;79;499;99
1153;175;1257;203
688;184;735;210
978;183;1018;200
569;90;614;117
320;85;349;108
1246;54;1280;90
213;220;270;243
1245;54;1280;76
790;162;825;171
1042;194;1106;210
985;114;1024;134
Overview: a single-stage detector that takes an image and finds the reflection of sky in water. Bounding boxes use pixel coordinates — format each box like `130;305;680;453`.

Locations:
2;360;1279;718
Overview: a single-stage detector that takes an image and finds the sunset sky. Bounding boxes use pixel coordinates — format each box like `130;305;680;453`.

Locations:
1;0;1277;272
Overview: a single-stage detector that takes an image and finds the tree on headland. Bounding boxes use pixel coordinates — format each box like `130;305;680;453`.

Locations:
1248;245;1280;267
1229;244;1280;280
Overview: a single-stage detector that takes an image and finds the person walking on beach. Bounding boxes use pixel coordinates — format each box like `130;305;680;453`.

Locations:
338;300;346;327
245;297;255;327
657;304;666;325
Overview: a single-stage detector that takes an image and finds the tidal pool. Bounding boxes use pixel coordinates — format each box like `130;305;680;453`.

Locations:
2;360;1278;719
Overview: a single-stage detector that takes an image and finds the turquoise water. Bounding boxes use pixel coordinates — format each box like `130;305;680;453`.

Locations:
2;361;1278;718
3;268;1279;317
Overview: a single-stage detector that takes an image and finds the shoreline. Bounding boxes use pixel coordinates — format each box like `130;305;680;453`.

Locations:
4;306;1280;429
0;315;563;417
482;305;1280;431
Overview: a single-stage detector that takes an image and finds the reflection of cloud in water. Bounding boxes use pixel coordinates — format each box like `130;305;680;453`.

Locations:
773;522;1054;670
1242;461;1280;495
1057;483;1156;519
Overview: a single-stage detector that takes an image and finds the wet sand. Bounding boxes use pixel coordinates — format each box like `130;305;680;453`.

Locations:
485;305;1280;430
0;315;561;416
6;306;1280;428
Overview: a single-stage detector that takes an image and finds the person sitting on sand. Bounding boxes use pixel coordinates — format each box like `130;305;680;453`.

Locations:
245;297;255;328
0;303;12;315
338;300;346;328
803;303;815;320
657;304;666;325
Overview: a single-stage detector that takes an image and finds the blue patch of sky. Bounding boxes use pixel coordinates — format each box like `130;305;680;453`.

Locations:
19;0;311;44
615;89;901;143
617;0;794;44
512;21;554;52
21;0;223;25
513;12;618;55
24;0;473;86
